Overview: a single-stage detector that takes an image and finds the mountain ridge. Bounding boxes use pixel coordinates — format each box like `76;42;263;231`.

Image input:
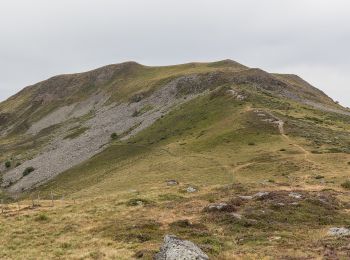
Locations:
0;59;346;131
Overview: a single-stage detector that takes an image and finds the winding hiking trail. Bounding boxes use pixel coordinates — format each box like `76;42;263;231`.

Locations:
230;162;253;183
115;108;317;186
277;120;315;166
277;120;310;157
187;108;316;184
263;110;313;163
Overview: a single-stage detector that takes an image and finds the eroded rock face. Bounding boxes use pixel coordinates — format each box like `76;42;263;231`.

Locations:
155;235;209;260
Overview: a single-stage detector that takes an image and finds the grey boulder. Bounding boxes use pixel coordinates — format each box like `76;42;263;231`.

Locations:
155;235;209;260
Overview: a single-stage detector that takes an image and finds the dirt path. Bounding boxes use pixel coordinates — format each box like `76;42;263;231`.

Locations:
230;162;253;182
275;118;315;166
262;110;313;162
277;120;311;159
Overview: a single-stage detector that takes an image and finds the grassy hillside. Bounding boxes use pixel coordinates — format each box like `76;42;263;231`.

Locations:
0;60;350;259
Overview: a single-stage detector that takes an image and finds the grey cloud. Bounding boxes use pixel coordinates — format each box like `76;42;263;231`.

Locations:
0;0;349;106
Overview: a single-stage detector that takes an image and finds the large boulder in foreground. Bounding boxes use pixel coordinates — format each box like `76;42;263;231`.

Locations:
155;235;209;260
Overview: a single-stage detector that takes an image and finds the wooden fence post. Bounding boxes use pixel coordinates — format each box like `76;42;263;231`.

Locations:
51;191;54;207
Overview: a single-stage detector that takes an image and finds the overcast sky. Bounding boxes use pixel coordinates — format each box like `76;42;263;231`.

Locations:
0;0;349;106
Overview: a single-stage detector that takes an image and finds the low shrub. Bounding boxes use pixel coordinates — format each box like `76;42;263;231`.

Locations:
341;180;350;190
23;167;34;176
5;161;11;168
127;198;153;206
132;110;139;117
110;133;118;140
35;213;49;222
315;175;325;179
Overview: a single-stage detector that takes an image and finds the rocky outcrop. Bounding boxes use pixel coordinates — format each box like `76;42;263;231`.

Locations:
155;235;209;260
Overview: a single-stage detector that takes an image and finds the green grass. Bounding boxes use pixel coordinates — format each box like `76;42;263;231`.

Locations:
132;104;154;117
34;213;50;222
4;161;11;168
341;180;350;189
63;127;89;140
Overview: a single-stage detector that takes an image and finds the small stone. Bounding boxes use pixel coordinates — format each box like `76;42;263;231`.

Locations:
254;192;269;198
269;236;282;241
227;89;237;95
186;186;197;193
231;213;242;219
134;250;144;258
246;219;258;225
238;195;253;200
236;94;246;101
262;119;274;123
289;192;302;199
205;202;237;213
328;227;350;236
207;203;228;211
166;180;178;186
226;90;246;101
